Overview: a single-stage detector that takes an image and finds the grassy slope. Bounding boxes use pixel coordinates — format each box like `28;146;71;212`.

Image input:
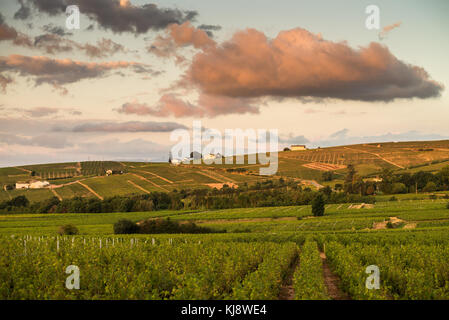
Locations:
0;140;448;202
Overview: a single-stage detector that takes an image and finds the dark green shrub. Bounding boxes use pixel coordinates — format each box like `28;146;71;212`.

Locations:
10;195;29;207
113;219;139;234
312;194;325;217
138;218;224;234
58;224;79;235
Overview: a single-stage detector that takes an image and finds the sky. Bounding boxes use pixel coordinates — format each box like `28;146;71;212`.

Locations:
0;0;448;166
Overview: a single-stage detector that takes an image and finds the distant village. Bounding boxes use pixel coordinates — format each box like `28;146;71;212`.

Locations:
169;145;309;166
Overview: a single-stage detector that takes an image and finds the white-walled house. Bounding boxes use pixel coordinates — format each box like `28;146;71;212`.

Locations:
29;181;50;189
291;145;307;151
16;182;30;189
203;153;222;160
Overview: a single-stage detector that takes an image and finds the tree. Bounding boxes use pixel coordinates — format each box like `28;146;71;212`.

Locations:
322;171;334;182
344;164;357;194
423;181;437;193
311;193;325;217
10;195;29;207
392;182;407;194
321;185;332;197
113;219;139;234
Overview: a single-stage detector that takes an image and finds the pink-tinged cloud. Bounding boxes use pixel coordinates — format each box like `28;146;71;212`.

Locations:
184;28;443;102
118;93;259;118
0;13;33;47
0;74;13;93
19;0;197;34
0;23;18;41
379;22;402;40
169;22;215;49
148;22;215;58
0;54;154;93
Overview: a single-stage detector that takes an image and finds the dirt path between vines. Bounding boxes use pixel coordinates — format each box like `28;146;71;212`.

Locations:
51;188;63;201
127;180;151;194
77;181;104;200
278;252;300;300
319;251;350;300
131;173;169;192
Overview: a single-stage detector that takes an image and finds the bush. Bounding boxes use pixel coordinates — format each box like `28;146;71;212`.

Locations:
113;219;139;234
311;194;325;217
423;181;437;193
138;218;224;234
389;196;398;202
10;195;29;207
391;183;407;194
58;224;79;235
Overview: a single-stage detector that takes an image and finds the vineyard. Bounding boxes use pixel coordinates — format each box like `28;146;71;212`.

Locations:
1;199;448;300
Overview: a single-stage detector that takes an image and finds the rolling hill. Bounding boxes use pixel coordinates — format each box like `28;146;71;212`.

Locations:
2;140;449;203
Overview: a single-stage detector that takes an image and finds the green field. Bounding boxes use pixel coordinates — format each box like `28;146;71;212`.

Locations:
1;141;449;300
1;199;448;300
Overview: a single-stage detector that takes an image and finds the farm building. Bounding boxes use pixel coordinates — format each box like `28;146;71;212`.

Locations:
291;145;307;151
29;181;50;189
16;182;30;189
203;153;222;160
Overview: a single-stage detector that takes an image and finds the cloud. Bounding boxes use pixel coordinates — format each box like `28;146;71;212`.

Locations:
55;121;188;133
379;22;402;40
24;107;59;117
0;13;19;41
330;128;349;138
2;25;127;58
41;23;73;36
33;34;127;58
183;27;443;102
23;0;197;34
0;54;154;93
309;130;449;148
278;134;310;145
148;22;215;58
118;93;259;118
74;138;170;161
0;132;72;149
0;74;13;93
14;0;31;20
197;24;222;37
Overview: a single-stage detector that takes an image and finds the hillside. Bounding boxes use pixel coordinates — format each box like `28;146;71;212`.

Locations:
1;140;449;203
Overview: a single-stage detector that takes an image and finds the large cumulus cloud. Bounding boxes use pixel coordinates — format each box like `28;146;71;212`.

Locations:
185;28;443;102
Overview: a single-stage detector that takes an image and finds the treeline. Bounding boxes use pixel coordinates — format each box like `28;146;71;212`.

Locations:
114;218;224;234
0;179;374;214
342;165;449;195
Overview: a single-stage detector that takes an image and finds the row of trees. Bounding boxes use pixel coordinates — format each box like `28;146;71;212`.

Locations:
0;178;374;214
343;165;449;195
